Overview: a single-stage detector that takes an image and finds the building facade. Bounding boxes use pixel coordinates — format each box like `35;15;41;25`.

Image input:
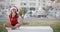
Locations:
0;0;11;20
0;0;60;19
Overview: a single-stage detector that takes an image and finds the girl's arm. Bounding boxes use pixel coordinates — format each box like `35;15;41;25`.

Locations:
9;13;12;24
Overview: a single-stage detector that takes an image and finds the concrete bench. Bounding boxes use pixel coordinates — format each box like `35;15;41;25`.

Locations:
6;26;53;32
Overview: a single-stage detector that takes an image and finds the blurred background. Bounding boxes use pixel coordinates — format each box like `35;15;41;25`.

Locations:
0;0;60;32
0;0;60;21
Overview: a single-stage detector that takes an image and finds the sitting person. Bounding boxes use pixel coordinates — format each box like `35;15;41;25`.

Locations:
4;7;22;29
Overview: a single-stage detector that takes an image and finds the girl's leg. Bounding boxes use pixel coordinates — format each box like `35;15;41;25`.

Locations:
4;23;13;28
13;23;22;29
4;23;16;30
11;21;28;29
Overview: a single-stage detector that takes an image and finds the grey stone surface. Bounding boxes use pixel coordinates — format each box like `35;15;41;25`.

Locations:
6;26;53;32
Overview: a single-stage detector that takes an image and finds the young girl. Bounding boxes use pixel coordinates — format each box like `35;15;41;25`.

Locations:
4;7;21;29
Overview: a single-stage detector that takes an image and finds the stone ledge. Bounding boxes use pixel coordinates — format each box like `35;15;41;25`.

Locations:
6;26;53;32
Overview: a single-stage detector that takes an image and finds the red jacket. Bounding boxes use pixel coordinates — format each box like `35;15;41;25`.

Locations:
9;14;18;25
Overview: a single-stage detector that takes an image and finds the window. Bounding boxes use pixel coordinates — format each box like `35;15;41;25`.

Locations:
20;2;26;5
43;4;45;6
42;7;45;10
11;0;15;2
43;0;45;2
0;5;5;10
56;9;58;10
51;0;55;1
29;12;32;14
56;0;60;3
37;15;46;18
59;9;60;10
0;0;4;1
38;0;40;1
21;0;26;1
30;7;35;11
29;0;36;1
39;3;40;5
30;3;36;6
24;3;26;5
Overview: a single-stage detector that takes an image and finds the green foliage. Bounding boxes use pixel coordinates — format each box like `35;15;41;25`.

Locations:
0;22;8;32
19;7;27;18
0;25;8;32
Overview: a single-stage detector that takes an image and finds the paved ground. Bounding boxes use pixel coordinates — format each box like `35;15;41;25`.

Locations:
7;26;53;32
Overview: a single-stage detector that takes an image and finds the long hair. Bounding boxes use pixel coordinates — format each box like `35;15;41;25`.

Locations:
9;11;18;18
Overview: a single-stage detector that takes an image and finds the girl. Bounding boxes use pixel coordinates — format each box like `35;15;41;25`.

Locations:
4;7;21;29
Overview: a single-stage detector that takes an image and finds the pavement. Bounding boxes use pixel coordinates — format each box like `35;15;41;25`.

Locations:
6;26;53;32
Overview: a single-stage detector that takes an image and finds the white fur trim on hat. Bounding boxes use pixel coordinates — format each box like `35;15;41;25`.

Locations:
10;7;17;11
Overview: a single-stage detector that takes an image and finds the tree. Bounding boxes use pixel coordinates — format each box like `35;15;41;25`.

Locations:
19;7;28;25
19;7;27;18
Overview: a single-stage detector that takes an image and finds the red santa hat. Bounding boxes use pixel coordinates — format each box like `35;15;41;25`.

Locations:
10;6;18;12
13;6;18;12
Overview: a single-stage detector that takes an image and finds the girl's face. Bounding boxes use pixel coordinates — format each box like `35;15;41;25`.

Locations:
11;9;16;17
11;9;16;13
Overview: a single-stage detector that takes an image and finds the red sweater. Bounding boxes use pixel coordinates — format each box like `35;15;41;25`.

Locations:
9;14;18;25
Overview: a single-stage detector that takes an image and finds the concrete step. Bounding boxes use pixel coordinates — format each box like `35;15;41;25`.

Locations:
6;26;53;32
